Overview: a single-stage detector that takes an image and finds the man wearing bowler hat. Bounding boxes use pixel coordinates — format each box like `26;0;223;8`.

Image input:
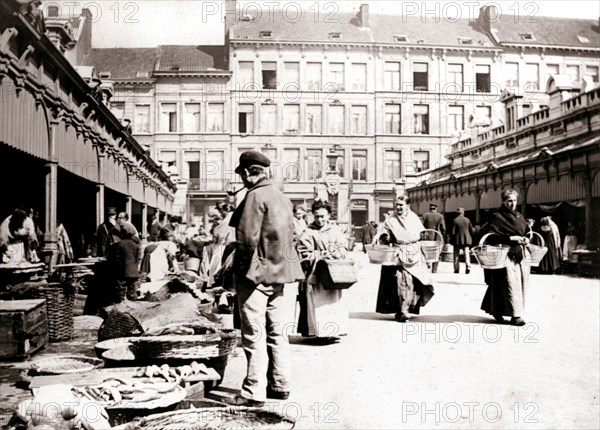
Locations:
225;151;304;407
95;207;121;257
422;204;446;273
452;207;474;274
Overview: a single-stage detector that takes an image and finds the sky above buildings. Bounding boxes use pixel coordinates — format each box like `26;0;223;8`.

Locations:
42;1;600;48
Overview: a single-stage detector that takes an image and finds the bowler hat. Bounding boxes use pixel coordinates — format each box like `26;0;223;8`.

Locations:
107;207;117;216
235;150;271;174
429;204;438;210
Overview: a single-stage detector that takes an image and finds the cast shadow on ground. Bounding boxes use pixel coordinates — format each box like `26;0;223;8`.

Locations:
350;312;492;324
287;335;341;346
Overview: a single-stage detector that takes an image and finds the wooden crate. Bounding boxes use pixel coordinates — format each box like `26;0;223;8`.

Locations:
0;299;48;360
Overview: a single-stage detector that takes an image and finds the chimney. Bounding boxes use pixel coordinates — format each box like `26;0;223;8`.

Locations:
359;4;369;28
478;5;497;33
225;0;237;40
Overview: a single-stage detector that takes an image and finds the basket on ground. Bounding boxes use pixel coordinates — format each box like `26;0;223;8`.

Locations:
527;231;548;267
420;229;444;263
42;283;75;342
366;244;397;264
440;244;454;262
130;328;239;360
183;257;200;272
472;233;510;269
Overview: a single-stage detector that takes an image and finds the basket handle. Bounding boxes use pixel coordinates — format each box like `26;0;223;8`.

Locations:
478;232;500;246
527;231;545;248
422;229;444;244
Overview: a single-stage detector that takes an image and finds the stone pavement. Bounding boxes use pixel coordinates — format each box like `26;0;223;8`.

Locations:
1;253;598;429
217;252;600;429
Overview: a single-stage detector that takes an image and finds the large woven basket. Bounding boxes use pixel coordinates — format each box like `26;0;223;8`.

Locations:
366;244;397;264
527;231;548;267
472;233;510;269
130;328;239;360
420;229;444;263
440;244;454;262
42;283;75;342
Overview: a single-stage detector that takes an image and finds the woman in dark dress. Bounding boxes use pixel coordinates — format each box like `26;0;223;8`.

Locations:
480;189;531;326
375;195;435;322
537;216;562;273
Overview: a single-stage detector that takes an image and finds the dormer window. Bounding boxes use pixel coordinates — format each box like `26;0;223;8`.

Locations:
136;71;150;78
98;72;111;79
416;39;425;44
393;35;408;43
458;37;473;45
240;14;255;21
170;65;180;71
329;32;341;39
259;30;273;38
520;33;535;41
578;36;590;43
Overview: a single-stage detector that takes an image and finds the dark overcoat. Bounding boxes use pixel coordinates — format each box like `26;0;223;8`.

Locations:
230;179;304;285
452;215;474;246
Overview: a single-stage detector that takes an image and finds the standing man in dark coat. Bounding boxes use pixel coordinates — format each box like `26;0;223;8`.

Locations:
452;207;474;274
94;207;121;257
421;204;445;273
226;151;304;407
361;221;377;253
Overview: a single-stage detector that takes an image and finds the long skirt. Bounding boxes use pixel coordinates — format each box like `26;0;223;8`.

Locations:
481;257;530;317
376;265;428;315
538;230;561;273
297;281;348;337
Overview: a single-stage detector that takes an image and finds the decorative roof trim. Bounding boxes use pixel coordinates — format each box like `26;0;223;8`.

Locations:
500;42;600;52
231;40;503;52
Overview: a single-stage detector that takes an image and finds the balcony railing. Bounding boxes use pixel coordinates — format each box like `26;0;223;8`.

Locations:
187;178;229;192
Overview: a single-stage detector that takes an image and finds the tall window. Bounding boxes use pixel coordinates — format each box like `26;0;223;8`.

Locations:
385;150;402;180
586;65;599;83
205;150;224;191
261;148;277;179
262;61;277;89
413;62;428;91
335;149;345;177
546;64;560;88
306;62;322;90
505;62;519;88
207;103;224;132
283;148;300;181
306;104;322;134
384;62;401;91
283;104;300;132
475;64;491;92
524;63;539;90
413;150;430;172
448;105;464;133
160;103;177;132
350;105;367;135
351;63;367;91
183;103;201;132
566;65;580;83
110;101;124;120
134;104;150;133
238;61;254;87
413;104;429;134
328;62;345;90
306;149;322;180
328;105;345;134
260;104;277;134
158;150;177;174
284;62;300;87
385;104;401;134
238;104;254;133
183;151;200;182
352;150;367;181
448;64;463;92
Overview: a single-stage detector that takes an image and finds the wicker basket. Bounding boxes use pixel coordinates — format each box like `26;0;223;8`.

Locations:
42;283;75;342
472;233;510;269
366;244;397;264
420;229;444;263
183;257;200;273
440;244;454;263
130;328;239;360
527;231;548;267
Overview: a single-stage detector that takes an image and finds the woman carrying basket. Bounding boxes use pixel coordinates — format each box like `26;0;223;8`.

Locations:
297;199;349;338
375;195;435;322
480;189;531;326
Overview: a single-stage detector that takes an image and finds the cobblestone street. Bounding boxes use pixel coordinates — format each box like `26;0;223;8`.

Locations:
217;252;599;429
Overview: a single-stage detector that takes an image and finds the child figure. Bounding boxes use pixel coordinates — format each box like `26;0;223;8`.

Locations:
115;223;141;301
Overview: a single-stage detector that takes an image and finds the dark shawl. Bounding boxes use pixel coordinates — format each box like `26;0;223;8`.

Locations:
484;206;529;262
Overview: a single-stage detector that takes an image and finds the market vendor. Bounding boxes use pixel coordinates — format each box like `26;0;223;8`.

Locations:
0;208;40;263
140;229;179;281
